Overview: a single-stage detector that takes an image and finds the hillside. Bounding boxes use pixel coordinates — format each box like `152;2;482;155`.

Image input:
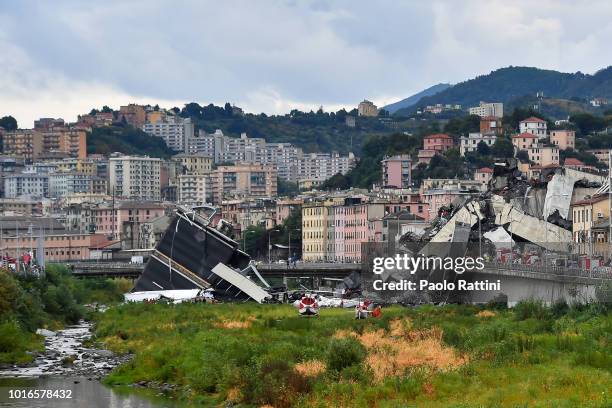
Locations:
395;66;612;116
178;103;429;155
383;83;451;113
87;125;176;158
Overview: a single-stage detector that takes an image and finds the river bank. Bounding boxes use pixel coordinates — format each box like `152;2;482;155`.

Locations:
0;320;174;408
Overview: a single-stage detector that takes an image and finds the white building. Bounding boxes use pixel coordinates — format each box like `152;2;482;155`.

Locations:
177;173;213;205
4;173;49;198
109;155;162;201
186;130;355;182
468;102;504;118
48;173;92;198
459;133;497;156
142;117;193;152
519;117;547;139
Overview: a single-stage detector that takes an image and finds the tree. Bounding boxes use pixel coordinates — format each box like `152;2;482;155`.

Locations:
278;178;298;196
516;150;529;163
476;140;491;156
101;105;113;113
0;116;18;131
569;113;607;135
492;138;514;158
321;173;350;190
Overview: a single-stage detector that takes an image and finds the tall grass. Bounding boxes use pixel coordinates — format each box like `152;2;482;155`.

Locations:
94;300;611;407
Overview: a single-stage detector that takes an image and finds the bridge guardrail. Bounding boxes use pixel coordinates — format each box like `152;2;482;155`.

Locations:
483;262;612;280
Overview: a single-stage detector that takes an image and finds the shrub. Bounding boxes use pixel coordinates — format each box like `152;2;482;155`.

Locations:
325;338;366;372
513;300;550;321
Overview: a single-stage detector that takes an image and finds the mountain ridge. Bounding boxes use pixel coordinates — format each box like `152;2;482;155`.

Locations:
394;66;612;116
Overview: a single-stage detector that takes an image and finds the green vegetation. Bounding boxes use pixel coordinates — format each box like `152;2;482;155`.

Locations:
0;265;131;364
86;124;176;158
179;102;427;155
96;300;611;407
396;66;612;116
243;206;302;260
0;115;18;131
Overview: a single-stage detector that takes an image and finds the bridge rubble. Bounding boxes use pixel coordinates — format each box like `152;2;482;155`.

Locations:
403;160;596;252
131;206;282;303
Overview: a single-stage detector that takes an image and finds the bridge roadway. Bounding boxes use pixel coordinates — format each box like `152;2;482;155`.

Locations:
64;261;362;280
64;261;610;284
64;261;610;304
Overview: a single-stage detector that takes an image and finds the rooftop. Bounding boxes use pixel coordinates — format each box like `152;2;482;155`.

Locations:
520;116;546;123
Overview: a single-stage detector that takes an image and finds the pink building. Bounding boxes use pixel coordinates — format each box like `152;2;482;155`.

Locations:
91;201;167;238
331;200;385;263
423;134;453;152
381;155;412;188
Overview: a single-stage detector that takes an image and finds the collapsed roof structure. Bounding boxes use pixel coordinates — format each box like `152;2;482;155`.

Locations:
132;206;280;303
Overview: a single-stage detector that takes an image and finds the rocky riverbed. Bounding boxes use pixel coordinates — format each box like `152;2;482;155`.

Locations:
0;321;130;379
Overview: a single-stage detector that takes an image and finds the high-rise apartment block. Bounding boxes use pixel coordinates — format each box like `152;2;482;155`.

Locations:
109;155;162;201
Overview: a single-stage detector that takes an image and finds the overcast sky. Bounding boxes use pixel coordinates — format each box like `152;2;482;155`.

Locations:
1;0;611;127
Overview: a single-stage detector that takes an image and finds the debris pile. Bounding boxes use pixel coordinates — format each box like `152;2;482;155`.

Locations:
131;206;284;303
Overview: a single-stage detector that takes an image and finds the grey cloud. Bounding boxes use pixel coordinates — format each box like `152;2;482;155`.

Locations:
0;0;611;126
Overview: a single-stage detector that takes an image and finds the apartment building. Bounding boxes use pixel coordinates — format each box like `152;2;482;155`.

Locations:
512;132;539;152
480;116;503;135
188;130;355;182
550;130;575;150
172;153;213;175
381;155;412;188
519;117;547;138
460;133;496;156
301;198;385;262
39;127;87;159
211;164;277;203
297;152;356;182
178;173;213;204
423;134;454;151
66;201;167;238
142;117;192;152
571;195;610;257
109;155;162;201
48;173;93;198
4;173;49;198
52;158;97;175
119;104;146;128
528;144;559;167
2;130;43;161
469;102;504;118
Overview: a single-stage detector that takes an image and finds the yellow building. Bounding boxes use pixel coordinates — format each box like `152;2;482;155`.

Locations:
55;158;97;175
146;110;167;124
571;195;610;257
172;153;213;175
302;201;331;261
